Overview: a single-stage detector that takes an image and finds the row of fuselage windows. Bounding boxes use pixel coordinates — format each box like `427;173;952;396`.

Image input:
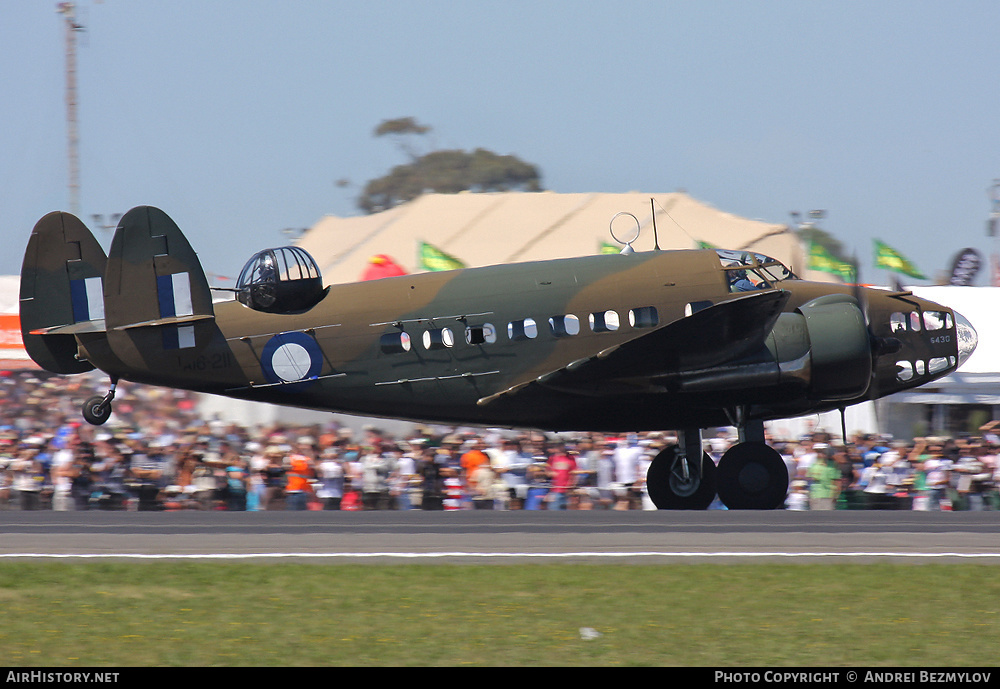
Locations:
889;310;956;382
896;356;956;382
379;306;659;354
890;310;953;333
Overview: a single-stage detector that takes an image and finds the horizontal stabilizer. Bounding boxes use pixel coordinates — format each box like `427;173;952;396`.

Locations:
30;320;107;336
479;289;790;406
112;314;215;331
19;212;107;373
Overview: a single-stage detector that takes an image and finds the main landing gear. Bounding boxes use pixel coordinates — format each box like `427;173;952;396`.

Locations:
82;377;118;426
646;429;717;510
646;421;789;510
714;441;788;510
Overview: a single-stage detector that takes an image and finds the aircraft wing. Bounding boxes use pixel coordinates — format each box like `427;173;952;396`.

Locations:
478;289;790;406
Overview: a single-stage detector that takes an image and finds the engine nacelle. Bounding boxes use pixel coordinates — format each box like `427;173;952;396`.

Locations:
794;294;872;400
676;295;872;401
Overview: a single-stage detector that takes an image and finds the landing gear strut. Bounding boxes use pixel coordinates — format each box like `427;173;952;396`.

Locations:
82;377;118;426
647;429;717;510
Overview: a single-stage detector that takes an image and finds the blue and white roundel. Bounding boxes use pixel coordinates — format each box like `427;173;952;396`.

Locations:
260;332;323;386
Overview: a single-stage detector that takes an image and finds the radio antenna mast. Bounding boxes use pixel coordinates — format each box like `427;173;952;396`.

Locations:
57;2;84;216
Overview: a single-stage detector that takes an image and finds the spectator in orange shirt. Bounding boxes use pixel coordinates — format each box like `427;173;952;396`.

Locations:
285;437;316;511
460;439;490;501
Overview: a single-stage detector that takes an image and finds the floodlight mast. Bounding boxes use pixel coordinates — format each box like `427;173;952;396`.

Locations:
57;2;84;216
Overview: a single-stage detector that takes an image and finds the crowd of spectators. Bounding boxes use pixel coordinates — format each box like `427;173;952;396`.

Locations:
2;369;999;512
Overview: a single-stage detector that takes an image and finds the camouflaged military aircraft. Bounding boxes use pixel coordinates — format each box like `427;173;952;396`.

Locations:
20;206;978;509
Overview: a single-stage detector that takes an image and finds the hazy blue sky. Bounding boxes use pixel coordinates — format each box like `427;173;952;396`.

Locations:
4;0;1000;284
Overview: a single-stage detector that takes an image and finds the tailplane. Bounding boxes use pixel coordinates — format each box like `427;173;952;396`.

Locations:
19;212;107;373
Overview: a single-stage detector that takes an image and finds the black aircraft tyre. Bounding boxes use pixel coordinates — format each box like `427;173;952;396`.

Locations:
716;442;789;510
646;447;717;510
82;395;112;426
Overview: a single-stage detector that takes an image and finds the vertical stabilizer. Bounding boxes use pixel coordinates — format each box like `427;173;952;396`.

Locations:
104;206;216;371
19;212;107;373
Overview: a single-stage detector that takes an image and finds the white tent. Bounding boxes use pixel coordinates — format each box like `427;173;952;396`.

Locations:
297;190;836;286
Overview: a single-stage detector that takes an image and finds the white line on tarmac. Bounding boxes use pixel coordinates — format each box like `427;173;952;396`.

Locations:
1;551;999;560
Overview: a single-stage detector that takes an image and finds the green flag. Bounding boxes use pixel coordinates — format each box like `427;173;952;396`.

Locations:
808;243;855;281
418;241;465;272
697;240;717;250
599;241;619;254
873;239;925;279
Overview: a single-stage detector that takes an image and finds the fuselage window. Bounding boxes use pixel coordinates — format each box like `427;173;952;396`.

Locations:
549;314;580;337
890;313;907;333
629;306;658;328
466;323;497;345
589;310;620;332
909;312;922;332
928;357;950;374
508;318;538;341
684;301;712;317
923;311;947;331
380;332;412;354
422;328;455;350
895;361;914;382
915;360;926;376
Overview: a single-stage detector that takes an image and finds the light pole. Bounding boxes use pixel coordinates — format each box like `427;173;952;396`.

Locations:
91;213;122;234
987;180;1000;285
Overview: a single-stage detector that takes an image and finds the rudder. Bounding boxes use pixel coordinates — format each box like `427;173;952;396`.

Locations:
103;206;216;372
19;212;107;374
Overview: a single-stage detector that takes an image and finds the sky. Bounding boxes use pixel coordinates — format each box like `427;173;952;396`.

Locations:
4;0;1000;285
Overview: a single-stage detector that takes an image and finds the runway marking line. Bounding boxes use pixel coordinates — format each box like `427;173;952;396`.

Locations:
1;551;999;560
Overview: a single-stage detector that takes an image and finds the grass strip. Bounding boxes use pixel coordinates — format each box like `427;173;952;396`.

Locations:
0;562;996;666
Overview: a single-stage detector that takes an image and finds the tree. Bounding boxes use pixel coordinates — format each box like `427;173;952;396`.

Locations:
372;117;432;160
373;116;431;138
357;118;543;214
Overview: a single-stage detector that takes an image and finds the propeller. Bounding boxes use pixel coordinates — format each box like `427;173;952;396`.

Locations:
849;253;900;404
837;255;878;447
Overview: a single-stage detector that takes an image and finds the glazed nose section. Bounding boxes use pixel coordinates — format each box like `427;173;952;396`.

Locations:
955;311;978;369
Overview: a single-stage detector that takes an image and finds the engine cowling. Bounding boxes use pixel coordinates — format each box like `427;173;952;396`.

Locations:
794;294;872;400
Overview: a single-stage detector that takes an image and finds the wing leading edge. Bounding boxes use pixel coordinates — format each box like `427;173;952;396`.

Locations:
477;289;791;406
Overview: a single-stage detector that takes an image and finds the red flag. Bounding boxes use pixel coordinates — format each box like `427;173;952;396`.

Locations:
361;254;408;281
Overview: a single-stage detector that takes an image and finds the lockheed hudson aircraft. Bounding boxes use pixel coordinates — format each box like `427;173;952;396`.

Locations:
19;206;978;509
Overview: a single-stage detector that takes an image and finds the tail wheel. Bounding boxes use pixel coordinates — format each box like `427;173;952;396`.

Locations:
716;442;788;510
646;447;717;510
82;395;112;426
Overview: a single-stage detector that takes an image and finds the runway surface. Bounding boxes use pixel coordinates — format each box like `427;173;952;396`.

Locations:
1;510;998;563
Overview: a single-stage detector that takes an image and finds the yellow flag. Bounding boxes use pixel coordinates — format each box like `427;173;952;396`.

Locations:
874;239;925;279
418;241;465;271
808;243;855;281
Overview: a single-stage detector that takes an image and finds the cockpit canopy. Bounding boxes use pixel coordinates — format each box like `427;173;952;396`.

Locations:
715;249;797;291
236;246;325;313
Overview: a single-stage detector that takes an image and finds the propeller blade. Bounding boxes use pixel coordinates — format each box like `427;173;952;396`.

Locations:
849;255;882;400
